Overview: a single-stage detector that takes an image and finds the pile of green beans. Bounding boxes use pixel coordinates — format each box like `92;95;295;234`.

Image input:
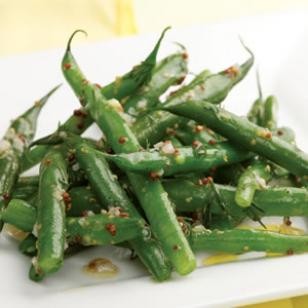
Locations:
1;28;308;283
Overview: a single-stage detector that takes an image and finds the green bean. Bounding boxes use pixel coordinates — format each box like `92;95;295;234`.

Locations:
175;122;223;146
66;214;147;246
132;70;213;147
247;98;263;125
10;200;308;261
2;199;36;232
167;69;212;98
64;134;171;281
163;178;308;217
23;137;105;173
3;199;146;243
29;265;44;282
132;111;187;147
124;51;188;116
163;179;245;221
221;81;264;189
7;185;107;221
66;135;137;212
0;85;59;230
58;30;196;275
235;159;272;208
190;226;308;254
84;85;196;275
36;147;69;275
236;91;283;205
8;182;308;228
236;91;277;206
28;242;90;281
262;96;278;131
18;185;101;217
163;100;308;176
17;176;39;187
62;28;169;102
11;185;37;200
133;46;254;146
7;201;143;281
22;29;169;171
20;145;51;172
9;180;307;231
104;142;251;176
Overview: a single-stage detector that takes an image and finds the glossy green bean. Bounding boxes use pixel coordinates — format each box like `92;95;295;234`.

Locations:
190;226;308;254
5;183;308;240
175;122;223;146
17;176;39;187
104;142;251;176
59;30;196;275
20;145;51;172
65;134;171;280
163;100;308;176
22;29;169;171
0;86;59;229
235;159;272;208
84;85;196;275
2;199;36;232
124;51;188;116
133;46;254;146
262;96;278;131
62;28;169;102
68;186;101;216
163;178;308;217
66;214;147;246
36;147;69;275
11;185;37;200
132;111;187;147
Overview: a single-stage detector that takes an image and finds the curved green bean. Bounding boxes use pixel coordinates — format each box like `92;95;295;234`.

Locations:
0;85;59;229
133;46;254;147
22;29;169;171
84;85;196;275
163;100;308;176
124;51;188;116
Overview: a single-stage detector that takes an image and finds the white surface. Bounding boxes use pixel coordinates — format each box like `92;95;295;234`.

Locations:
1;9;308;308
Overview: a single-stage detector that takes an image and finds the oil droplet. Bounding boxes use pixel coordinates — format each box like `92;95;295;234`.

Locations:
3;223;28;241
258;224;305;236
278;224;304;236
237;223;304;236
238;223;304;257
203;253;238;266
83;258;118;278
266;252;284;258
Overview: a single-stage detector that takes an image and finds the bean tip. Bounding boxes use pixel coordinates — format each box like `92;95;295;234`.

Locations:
238;35;254;61
66;29;88;52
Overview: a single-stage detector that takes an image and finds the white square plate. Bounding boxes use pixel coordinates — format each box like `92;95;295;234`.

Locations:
1;9;308;308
